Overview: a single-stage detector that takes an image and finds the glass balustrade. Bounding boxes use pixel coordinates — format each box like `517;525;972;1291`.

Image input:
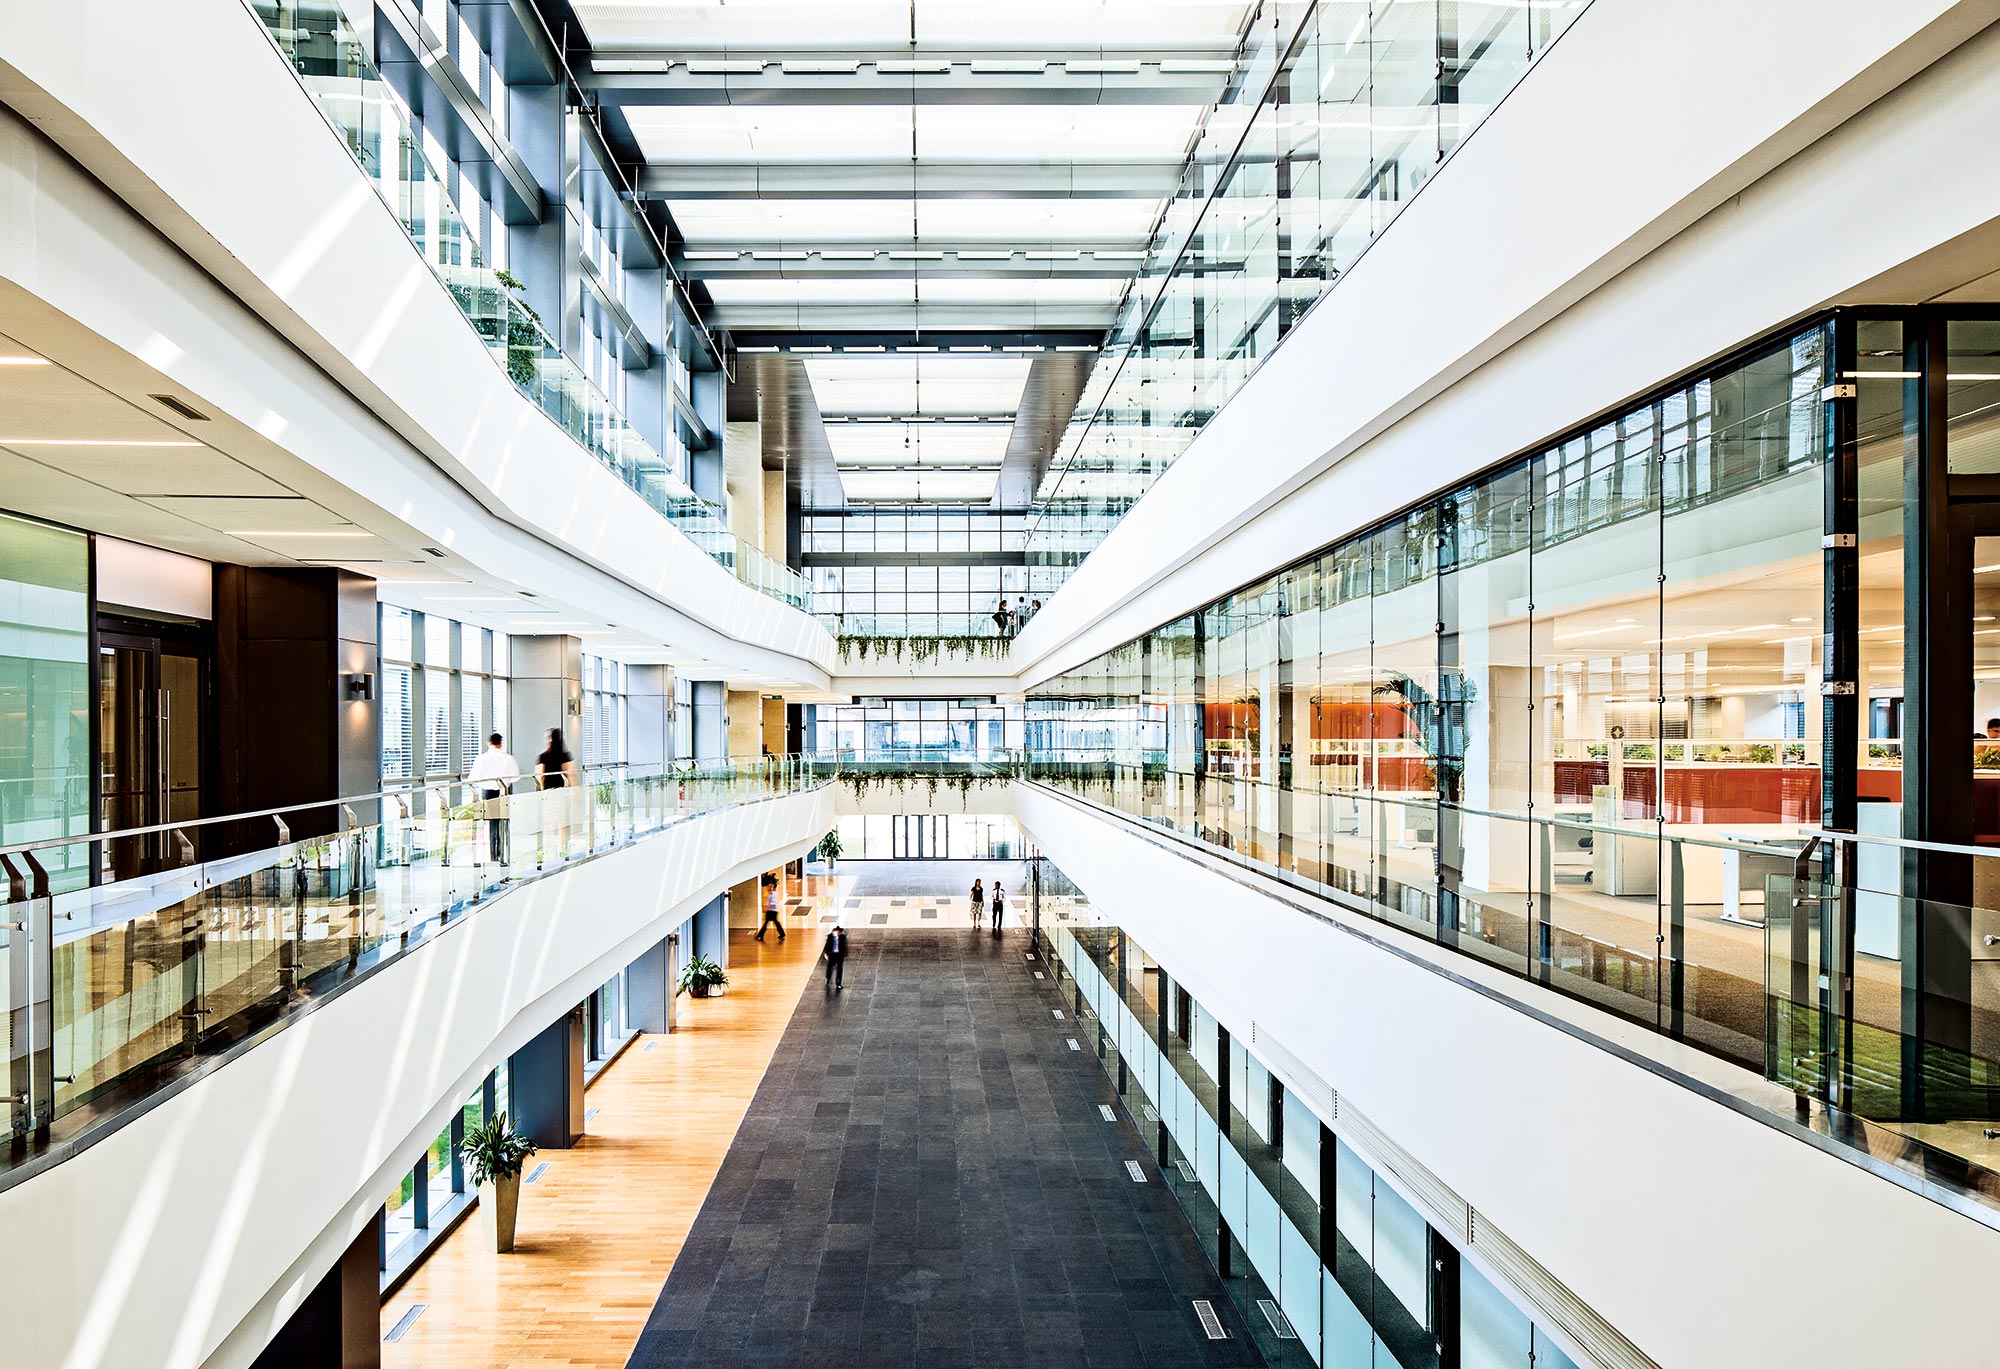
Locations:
1020;753;2000;1202
0;755;826;1162
245;0;811;614
1025;1;1593;575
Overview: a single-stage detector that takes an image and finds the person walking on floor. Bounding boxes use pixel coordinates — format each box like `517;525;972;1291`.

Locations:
467;733;521;866
990;881;1006;938
970;876;985;927
822;923;849;989
755;875;787;941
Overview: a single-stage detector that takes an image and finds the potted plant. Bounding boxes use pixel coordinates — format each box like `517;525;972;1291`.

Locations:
459;1113;538;1253
679;953;727;999
817;829;842;869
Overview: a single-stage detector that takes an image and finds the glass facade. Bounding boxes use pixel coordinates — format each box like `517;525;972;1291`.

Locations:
1029;324;1834;1072
379;606;509;782
813;699;1023;762
805;506;1064;637
1042;907;1581;1369
0;513;91;892
250;0;809;613
1027;1;1590;573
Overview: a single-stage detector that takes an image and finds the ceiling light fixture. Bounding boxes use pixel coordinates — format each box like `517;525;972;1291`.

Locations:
0;356;52;366
2;438;201;447
223;529;374;537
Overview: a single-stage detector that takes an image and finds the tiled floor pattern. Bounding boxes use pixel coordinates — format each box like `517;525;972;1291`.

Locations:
627;927;1263;1369
814;859;1032;931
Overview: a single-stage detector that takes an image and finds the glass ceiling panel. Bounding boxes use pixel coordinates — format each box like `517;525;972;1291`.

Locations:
840;469;999;502
576;2;916;51
669;198;1162;244
825;423;1013;464
804;356;1033;415
625;105;1205;166
577;0;1255;53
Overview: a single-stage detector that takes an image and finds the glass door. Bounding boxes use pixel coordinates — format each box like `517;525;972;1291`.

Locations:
97;628;206;882
890;815;948;859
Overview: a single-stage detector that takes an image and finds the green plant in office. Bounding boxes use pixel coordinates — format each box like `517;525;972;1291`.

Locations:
817;828;843;866
679;953;728;998
494;268;544;389
459;1113;538;1253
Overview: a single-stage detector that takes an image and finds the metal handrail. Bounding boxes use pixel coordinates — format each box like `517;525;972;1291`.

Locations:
0;757;780;860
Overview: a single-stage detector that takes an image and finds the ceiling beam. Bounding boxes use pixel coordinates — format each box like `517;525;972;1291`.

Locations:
729;328;1103;353
710;303;1122;332
677;245;1146;280
636;161;1178;200
579;57;1235;108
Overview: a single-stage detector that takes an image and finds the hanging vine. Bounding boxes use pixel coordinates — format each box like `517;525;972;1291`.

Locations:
835;633;1013;666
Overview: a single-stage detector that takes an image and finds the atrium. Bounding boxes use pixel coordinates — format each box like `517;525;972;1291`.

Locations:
3;2;2000;1367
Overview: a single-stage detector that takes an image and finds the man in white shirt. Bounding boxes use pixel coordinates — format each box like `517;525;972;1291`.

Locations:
466;733;522;864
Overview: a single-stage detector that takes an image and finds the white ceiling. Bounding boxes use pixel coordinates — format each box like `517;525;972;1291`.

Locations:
0;332;717;668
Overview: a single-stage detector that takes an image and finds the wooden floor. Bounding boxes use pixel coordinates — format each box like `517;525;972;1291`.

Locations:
382;915;830;1368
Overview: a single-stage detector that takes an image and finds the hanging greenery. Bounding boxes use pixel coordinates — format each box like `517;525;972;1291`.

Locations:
835;634;1012;666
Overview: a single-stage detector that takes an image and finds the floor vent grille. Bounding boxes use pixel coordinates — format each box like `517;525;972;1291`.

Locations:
384;1304;426;1342
1099;1104;1117;1122
524;1161;551;1185
1175;1159;1198;1183
1125;1160;1147;1183
1033;971;1046;979
1142;1105;1159;1124
1052;1009;1065;1020
1193;1301;1227;1340
1066;1038;1081;1051
1258;1299;1298;1340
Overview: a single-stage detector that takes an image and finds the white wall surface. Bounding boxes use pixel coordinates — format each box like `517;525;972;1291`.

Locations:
1014;0;2000;688
1013;786;2000;1368
0;787;831;1369
0;3;833;688
94;537;211;620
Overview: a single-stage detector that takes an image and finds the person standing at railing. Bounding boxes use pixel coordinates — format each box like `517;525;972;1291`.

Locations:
467;733;522;865
537;728;578;856
993;597;1010;637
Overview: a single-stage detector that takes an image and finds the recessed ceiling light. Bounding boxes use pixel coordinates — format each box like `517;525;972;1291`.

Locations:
1;438;201;447
149;393;210;421
0;356;51;366
1790;617;1813;623
223;529;373;537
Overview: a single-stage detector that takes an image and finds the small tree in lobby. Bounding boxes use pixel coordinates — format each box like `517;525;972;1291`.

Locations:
460;1113;538;1253
817;828;843;869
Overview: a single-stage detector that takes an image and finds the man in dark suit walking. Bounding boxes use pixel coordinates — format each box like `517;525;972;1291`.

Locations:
822;924;849;990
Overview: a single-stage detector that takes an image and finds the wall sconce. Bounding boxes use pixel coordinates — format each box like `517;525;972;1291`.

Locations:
344;672;375;701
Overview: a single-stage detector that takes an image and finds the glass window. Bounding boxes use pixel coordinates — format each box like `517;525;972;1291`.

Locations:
0;514;91;892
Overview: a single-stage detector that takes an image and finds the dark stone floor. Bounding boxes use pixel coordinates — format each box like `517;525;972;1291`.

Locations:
627;927;1263;1369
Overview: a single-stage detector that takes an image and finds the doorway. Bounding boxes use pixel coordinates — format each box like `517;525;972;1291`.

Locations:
97;623;207;881
892;814;946;859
